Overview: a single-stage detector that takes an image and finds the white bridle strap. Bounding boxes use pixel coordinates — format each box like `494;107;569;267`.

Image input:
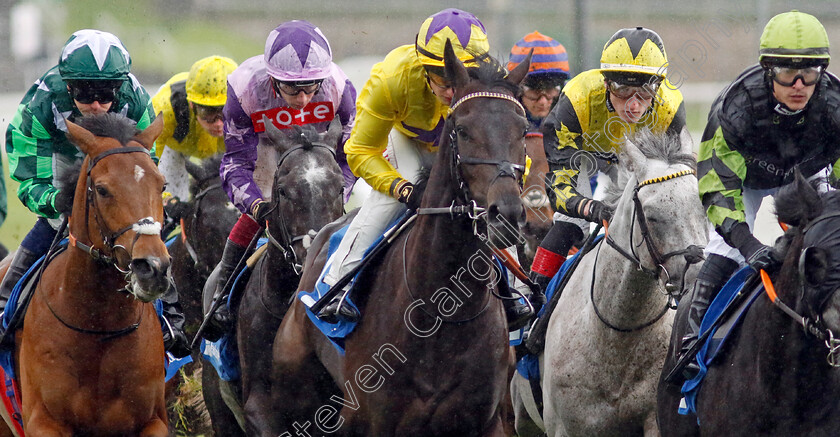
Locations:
450;91;526;115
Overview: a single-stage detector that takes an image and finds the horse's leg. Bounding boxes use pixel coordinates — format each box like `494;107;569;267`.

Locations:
23;406;72;437
201;357;246;436
510;372;545;437
643;410;660;437
138;417;169;437
481;414;508;437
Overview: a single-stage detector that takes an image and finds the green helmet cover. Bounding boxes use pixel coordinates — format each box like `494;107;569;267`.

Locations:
58;29;131;81
759;10;830;63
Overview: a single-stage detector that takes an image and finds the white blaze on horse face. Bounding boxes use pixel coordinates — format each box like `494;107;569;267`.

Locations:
303;155;328;195
134;165;144;182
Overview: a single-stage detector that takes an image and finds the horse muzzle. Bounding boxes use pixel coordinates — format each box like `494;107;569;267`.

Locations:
128;256;171;302
485;192;526;249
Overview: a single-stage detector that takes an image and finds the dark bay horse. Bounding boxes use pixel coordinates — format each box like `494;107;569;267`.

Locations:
520;133;553;267
201;120;345;435
270;42;531;437
658;172;840;436
5;114;170;436
168;155;239;336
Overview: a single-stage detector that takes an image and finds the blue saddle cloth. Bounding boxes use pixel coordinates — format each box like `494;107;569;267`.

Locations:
516;234;604;382
679;266;761;418
0;241;190;386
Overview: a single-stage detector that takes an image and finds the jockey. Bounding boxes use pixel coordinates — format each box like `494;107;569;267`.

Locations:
675;10;840;381
205;20;357;339
317;8;535;328
152;55;238;225
507;31;570;133
528;27;689;301
1;29;190;357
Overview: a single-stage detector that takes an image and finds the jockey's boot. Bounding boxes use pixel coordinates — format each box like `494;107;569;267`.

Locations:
0;247;40;315
161;280;191;358
502;283;534;331
674;254;738;383
529;221;581;310
205;239;248;340
318;286;361;324
0;247;40;347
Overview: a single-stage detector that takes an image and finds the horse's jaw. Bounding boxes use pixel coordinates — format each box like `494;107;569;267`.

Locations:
127;272;170;303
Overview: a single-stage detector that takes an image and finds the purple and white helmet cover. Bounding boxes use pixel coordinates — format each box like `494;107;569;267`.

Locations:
264;20;333;82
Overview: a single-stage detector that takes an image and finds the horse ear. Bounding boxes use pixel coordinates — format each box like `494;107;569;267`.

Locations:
800;246;829;287
133;115;164;151
261;115;295;154
774;168;822;227
506;49;532;85
622;137;647;174
678;127;695;157
183;159;205;181
65;118;102;156
443;39;470;89
324;118;342;149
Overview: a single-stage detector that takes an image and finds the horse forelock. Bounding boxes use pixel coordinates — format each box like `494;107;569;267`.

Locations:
76;113;141;146
628;129;696;171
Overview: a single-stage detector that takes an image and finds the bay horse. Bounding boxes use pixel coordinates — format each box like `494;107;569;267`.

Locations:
4;114;170;436
269;42;531;437
512;129;707;436
657;172;840;436
201;120;345;435
519;133;553;267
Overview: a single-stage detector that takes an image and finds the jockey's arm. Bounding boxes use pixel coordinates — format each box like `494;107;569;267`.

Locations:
220;86;264;215
542;94;590;219
343;71;406;199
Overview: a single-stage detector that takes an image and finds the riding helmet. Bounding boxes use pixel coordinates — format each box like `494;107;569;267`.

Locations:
507;31;570;89
264;20;332;82
58;29;131;81
415;8;489;68
600;27;668;86
759;10;830;68
186;55;238;107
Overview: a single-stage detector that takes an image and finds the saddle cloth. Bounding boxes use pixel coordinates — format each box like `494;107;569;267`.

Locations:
0;244;190;435
679;266;760;418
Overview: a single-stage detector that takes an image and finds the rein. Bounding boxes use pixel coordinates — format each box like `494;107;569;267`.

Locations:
594;169;704;331
181;180;224;271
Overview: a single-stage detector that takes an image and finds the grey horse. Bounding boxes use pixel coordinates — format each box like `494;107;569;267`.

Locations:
513;129;708;436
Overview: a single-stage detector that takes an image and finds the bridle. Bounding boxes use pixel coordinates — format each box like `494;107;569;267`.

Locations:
418;91;528;236
762;210;840;367
260;136;337;275
180;178;224;273
605;169;705;301
69;146;163;273
593;169;705;331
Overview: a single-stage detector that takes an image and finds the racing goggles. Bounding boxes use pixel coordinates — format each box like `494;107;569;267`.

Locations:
69;81;121;104
769;65;823;87
194;104;224;123
425;72;453;90
522;86;560;102
272;79;322;96
607;80;659;100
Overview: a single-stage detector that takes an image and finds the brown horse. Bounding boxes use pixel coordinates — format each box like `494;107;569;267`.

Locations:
4;114;170;436
520;133;553;267
269;43;531;437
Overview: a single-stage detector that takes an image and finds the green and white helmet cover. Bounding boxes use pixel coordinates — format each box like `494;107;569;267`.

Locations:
58;29;131;81
759;10;830;64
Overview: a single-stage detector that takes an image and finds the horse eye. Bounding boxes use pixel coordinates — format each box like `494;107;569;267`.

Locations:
277;188;287;197
457;126;470;141
95;186;110;197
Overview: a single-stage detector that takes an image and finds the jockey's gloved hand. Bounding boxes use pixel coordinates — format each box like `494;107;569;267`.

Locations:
746;244;781;273
395;179;424;210
580;198;613;224
163;196;190;221
54;189;74;215
251;199;272;223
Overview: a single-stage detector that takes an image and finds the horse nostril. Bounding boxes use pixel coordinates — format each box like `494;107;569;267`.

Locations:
130;259;153;279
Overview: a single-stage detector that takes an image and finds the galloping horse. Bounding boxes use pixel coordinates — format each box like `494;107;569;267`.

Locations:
168;155;238;336
200;120;345;435
269;42;530;437
513;129;707;436
4;114;170;436
657;172;840;436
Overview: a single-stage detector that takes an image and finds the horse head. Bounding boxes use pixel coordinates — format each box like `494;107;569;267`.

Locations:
609;128;707;295
774;170;840;353
182;154;239;274
427;40;530;248
65;114;170;302
261;116;344;270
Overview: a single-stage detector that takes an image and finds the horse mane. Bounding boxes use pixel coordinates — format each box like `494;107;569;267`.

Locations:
467;53;520;96
76;113;141;146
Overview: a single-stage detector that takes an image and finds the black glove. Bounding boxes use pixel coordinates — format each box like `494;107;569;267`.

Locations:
251;199;272;222
163;196;190;221
54;190;74;215
395;180;424;210
580;199;613;224
745;244;781;273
